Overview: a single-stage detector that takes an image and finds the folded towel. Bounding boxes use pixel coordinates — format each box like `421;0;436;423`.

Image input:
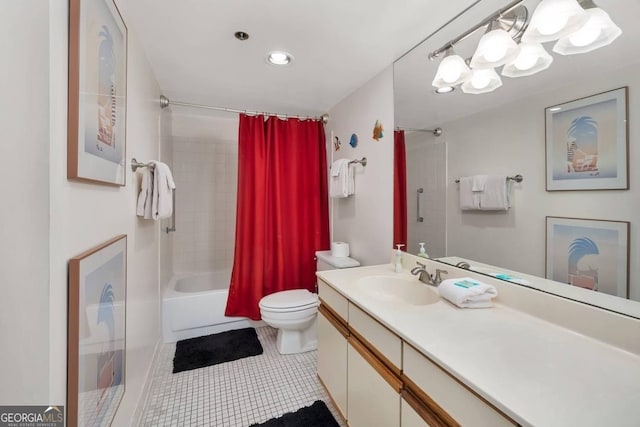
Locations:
479;175;509;210
151;161;176;219
459;176;480;210
438;277;497;308
136;167;154;219
472;174;488;192
330;159;354;198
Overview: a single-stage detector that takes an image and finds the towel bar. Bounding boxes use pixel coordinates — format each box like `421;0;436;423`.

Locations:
131;158;155;172
455;174;523;183
166;188;176;234
349;157;367;167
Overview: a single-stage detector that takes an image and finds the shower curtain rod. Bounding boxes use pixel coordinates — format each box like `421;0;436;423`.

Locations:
396;126;443;136
159;95;329;124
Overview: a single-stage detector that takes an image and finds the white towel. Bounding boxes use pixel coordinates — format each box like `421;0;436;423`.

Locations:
438;277;497;308
330;159;354;198
459;176;480;210
479;175;509;210
136;168;154;219
472;174;488;192
151;161;176;220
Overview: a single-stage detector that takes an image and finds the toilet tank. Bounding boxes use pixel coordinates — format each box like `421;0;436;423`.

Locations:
315;250;360;271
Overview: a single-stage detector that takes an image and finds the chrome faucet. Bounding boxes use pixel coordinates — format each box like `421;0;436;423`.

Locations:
410;262;448;286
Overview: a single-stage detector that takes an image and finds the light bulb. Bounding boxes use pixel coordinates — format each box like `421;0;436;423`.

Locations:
471;72;491;89
440;58;461;83
569;24;602;47
267;51;293;65
539;15;569;35
514;51;538;70
484;45;507;63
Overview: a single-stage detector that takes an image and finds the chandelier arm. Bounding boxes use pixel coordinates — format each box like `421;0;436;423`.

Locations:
428;0;526;60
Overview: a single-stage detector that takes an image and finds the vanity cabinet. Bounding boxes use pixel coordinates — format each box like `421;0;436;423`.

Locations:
347;334;401;427
317;280;349;419
401;391;438;427
346;302;402;427
403;344;516;427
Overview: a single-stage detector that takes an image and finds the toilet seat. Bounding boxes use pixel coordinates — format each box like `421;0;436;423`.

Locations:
259;289;318;313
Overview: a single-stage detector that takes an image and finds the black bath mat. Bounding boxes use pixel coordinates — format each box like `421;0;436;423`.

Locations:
249;400;340;427
173;327;263;373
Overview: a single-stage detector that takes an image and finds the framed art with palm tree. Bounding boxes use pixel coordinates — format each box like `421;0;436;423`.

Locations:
545;87;628;191
68;235;127;427
546;217;629;298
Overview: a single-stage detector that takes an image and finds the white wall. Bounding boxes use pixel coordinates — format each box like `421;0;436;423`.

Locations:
47;1;165;423
327;67;394;265
444;63;640;302
0;1;50;404
171;114;239;273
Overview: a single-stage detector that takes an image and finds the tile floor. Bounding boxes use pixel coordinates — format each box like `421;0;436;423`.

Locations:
140;326;346;427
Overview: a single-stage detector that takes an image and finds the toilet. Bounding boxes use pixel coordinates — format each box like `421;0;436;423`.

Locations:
259;250;360;354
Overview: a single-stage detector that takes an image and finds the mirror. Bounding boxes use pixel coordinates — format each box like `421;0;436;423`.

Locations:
393;0;640;318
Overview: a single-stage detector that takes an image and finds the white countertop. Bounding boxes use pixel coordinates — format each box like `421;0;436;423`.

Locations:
317;264;640;427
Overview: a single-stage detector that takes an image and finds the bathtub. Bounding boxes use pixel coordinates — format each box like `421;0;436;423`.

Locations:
162;270;260;343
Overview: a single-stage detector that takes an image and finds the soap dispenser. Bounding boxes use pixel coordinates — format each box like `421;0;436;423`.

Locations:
418;243;429;258
394;244;404;273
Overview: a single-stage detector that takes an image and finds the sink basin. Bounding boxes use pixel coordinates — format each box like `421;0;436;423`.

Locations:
355;275;440;306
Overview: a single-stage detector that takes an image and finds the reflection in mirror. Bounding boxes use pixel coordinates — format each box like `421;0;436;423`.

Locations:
393;0;640;318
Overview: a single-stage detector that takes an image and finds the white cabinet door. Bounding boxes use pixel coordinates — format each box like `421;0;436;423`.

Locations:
317;307;348;419
401;397;433;427
347;337;400;427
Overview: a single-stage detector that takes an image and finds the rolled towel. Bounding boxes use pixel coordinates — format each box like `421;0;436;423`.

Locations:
438;277;497;308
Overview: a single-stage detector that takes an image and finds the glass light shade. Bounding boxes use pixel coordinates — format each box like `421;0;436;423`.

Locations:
553;8;622;55
461;68;502;94
502;43;554;77
432;51;471;88
521;0;589;43
470;28;520;69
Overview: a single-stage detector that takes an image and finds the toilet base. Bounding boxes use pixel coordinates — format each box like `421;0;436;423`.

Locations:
275;319;317;354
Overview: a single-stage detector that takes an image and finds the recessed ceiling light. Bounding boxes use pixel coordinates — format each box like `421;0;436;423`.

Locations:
267;51;293;66
234;31;249;41
435;86;455;94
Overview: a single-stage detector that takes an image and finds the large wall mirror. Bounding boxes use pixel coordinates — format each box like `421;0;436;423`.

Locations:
393;0;640;318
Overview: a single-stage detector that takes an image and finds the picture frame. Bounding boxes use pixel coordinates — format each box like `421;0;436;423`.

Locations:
68;235;127;427
68;0;128;186
545;87;628;191
545;217;629;298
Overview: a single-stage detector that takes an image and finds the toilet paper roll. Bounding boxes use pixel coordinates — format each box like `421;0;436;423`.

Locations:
331;242;350;258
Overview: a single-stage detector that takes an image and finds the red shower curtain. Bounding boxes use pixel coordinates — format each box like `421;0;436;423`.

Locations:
225;114;330;320
393;130;407;248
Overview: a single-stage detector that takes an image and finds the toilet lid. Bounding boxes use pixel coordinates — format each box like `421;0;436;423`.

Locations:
259;289;318;310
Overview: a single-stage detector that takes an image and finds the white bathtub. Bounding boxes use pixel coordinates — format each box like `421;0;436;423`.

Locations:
162;270;260;343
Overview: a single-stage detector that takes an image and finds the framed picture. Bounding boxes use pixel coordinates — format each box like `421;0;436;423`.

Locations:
545;217;629;298
545;87;628;191
68;235;127;427
68;0;128;185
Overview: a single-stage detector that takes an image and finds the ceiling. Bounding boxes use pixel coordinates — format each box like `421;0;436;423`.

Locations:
116;0;483;117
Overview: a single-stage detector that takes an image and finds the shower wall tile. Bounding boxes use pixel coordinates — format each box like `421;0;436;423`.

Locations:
173;137;237;273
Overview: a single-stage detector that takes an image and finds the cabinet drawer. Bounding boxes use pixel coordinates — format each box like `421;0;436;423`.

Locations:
318;279;348;321
403;344;515;427
349;303;402;373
